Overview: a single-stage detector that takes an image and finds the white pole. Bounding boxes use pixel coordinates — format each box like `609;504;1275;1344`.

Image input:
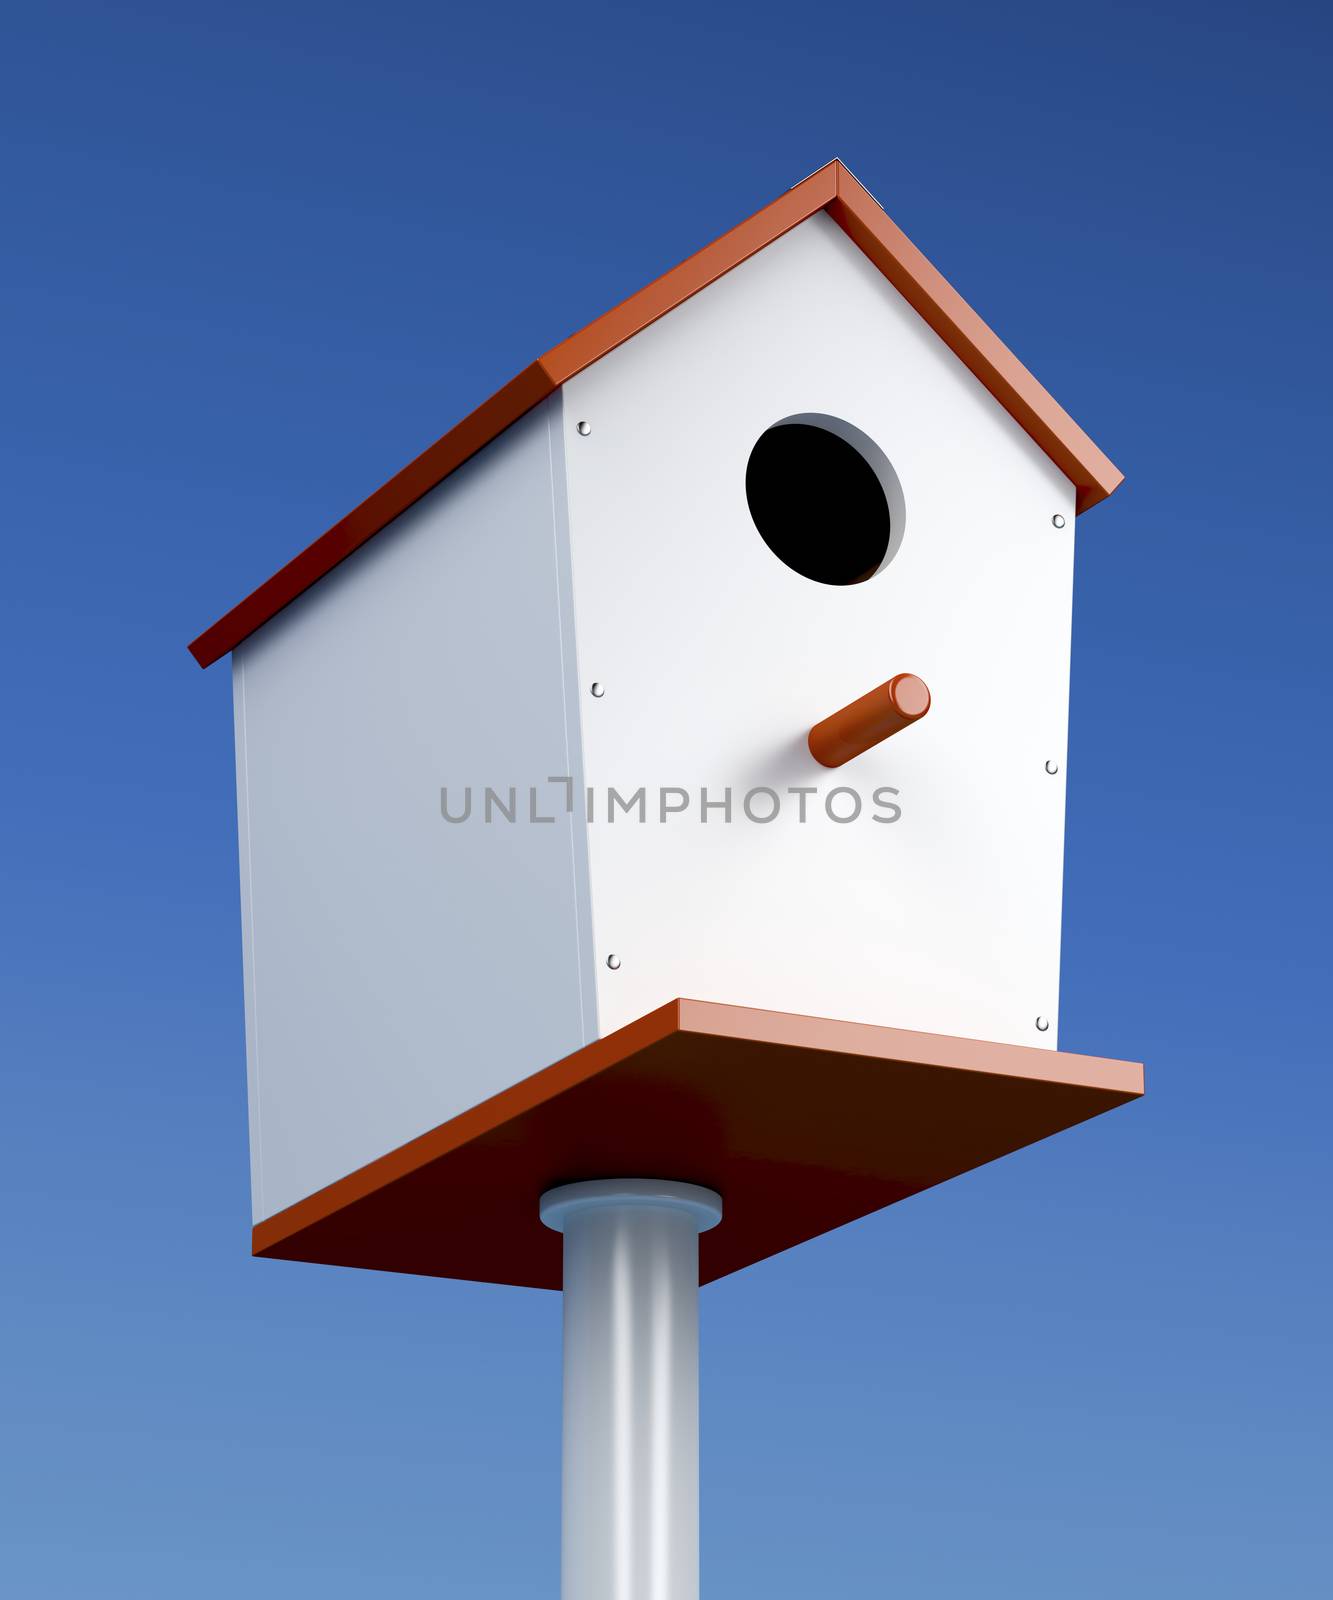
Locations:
540;1179;723;1600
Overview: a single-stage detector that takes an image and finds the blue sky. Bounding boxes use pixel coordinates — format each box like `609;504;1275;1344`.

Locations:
3;1;1330;1594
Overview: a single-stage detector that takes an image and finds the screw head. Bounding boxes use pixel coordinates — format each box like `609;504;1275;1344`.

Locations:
576;420;591;436
1051;513;1066;529
1035;1016;1050;1033
590;682;605;698
606;954;621;970
1045;760;1060;775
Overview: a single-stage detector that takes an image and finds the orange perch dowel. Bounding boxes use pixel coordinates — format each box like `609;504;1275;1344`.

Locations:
808;673;931;768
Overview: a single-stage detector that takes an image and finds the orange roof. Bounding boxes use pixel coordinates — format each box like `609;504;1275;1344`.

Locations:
189;161;1122;668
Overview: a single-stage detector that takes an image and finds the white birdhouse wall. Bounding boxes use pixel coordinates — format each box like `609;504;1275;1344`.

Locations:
232;211;1077;1227
562;212;1076;1052
233;402;595;1221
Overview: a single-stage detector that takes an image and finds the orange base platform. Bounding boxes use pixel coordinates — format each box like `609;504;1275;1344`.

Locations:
252;1000;1143;1288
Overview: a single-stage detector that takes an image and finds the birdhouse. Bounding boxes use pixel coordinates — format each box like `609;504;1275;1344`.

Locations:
191;161;1141;1290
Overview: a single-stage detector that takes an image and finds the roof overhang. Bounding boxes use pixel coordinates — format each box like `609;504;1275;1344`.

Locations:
190;161;1123;668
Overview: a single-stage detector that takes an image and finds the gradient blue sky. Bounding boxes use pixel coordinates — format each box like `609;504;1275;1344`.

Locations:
3;1;1330;1594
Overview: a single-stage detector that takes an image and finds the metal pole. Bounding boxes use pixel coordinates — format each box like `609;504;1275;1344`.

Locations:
540;1179;723;1600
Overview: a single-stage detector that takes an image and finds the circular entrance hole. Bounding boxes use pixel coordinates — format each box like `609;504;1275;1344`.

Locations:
745;418;897;585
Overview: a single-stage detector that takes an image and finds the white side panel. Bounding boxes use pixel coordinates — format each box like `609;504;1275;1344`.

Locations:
235;399;596;1222
563;212;1075;1049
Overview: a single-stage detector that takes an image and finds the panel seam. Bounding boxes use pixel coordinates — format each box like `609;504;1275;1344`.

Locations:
546;397;596;1044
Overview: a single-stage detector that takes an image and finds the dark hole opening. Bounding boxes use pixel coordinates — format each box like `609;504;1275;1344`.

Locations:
745;422;892;585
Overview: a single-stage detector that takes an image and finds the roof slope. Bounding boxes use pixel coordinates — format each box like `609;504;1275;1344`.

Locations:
190;161;1122;668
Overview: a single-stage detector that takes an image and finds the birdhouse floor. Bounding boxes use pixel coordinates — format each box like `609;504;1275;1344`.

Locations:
251;999;1142;1289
